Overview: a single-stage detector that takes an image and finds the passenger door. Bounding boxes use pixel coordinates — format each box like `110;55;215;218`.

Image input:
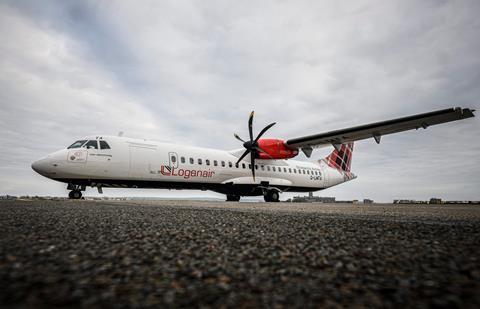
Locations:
168;152;178;169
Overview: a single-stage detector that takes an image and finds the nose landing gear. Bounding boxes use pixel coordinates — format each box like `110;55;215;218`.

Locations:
67;184;85;199
68;190;82;199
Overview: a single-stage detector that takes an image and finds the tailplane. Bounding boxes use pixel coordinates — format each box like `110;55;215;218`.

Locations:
325;142;354;172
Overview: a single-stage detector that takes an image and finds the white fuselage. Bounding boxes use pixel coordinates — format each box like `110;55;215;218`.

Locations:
32;136;354;196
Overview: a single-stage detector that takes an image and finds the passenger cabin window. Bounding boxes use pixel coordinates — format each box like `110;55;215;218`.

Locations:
255;165;258;170
289;168;292;173
206;159;210;165
198;158;202;165
181;157;185;163
261;165;265;171
229;162;233;168
99;141;110;149
235;163;239;168
242;163;246;169
272;166;276;172
171;155;176;163
221;161;225;167
293;169;297;173
214;160;218;166
267;166;271;171
67;140;87;149
85;140;98;149
189;158;194;164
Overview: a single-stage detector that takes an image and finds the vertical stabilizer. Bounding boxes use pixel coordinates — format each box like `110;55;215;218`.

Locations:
325;142;354;172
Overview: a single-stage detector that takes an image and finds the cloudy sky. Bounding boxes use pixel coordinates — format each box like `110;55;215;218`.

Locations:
0;0;479;202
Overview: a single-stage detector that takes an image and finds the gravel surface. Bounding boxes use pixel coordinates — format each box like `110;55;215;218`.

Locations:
1;200;479;308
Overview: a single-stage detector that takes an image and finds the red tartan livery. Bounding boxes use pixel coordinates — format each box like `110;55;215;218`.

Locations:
325;143;354;172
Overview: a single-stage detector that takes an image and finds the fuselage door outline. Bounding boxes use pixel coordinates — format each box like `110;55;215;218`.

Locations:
168;152;179;169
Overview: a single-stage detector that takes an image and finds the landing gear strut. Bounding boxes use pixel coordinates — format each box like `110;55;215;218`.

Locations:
226;194;241;202
264;190;280;202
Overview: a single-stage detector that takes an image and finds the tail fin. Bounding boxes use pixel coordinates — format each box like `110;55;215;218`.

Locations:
325;142;354;172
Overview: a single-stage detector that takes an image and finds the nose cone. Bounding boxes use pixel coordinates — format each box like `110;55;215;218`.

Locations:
31;159;49;177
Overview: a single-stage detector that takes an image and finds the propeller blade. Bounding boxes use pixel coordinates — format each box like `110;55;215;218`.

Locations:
248;111;254;141
234;133;245;143
250;150;256;181
254;122;276;142
236;149;250;165
253;146;274;159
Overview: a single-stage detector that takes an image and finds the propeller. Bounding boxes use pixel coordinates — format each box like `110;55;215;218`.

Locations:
234;111;276;181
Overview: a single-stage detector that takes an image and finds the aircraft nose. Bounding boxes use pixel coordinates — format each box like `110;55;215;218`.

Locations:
31;159;50;176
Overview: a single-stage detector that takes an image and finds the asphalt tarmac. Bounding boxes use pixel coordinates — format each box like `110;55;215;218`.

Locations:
1;200;479;308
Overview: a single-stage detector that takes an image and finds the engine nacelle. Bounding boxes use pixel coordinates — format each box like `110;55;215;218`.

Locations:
257;139;298;159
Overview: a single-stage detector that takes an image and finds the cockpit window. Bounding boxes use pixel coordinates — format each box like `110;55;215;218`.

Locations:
67;140;87;149
84;140;98;149
99;141;111;149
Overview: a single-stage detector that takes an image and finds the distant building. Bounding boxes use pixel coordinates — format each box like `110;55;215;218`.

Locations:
292;193;336;203
393;199;428;204
429;198;442;204
394;199;417;204
0;195;17;200
363;199;374;204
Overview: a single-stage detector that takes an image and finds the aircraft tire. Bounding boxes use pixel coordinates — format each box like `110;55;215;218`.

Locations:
69;190;82;200
264;190;280;202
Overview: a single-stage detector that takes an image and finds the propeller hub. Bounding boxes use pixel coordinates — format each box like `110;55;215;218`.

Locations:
234;111;276;181
243;140;255;149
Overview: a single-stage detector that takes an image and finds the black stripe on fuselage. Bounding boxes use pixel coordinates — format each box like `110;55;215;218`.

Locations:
52;178;323;196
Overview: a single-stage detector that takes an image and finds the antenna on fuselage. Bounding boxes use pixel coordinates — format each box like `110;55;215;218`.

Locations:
118;131;124;137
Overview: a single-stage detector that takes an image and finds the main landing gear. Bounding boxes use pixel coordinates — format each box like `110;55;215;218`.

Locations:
67;184;85;199
264;190;280;202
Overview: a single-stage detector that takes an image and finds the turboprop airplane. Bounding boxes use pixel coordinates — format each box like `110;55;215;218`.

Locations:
32;107;475;201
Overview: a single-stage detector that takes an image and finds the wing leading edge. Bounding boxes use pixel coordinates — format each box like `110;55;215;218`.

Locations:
285;107;475;156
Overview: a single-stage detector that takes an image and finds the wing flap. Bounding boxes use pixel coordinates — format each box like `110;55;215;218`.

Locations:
285;107;475;149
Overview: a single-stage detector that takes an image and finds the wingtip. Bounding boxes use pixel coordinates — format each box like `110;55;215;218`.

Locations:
462;108;476;118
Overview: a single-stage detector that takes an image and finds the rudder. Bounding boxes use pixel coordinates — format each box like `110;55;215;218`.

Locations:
325;143;354;172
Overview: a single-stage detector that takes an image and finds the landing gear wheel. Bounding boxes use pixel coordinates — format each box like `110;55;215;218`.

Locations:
264;190;280;202
226;194;241;202
69;190;82;199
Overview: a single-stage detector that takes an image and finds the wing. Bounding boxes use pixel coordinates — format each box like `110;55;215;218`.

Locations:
285;107;475;154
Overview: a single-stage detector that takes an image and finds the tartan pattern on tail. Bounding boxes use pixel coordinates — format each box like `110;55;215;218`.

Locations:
326;143;354;172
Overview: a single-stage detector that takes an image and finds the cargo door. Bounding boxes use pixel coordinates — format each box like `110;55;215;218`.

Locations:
129;145;158;179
